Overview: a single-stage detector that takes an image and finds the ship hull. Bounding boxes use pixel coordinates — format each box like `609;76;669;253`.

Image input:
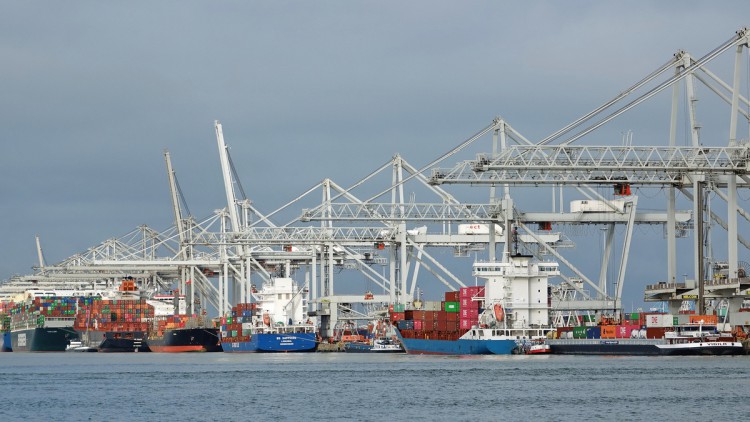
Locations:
94;331;149;352
398;337;517;355
148;328;222;352
222;332;317;352
657;341;744;356
547;339;744;356
2;332;13;352
11;327;79;352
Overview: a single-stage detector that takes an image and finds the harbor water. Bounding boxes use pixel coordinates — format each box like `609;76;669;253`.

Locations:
1;353;749;421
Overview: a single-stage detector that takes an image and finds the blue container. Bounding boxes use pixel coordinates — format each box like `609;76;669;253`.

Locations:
397;320;415;330
586;326;601;339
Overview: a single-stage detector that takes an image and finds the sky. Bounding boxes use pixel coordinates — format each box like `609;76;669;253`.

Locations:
2;2;750;309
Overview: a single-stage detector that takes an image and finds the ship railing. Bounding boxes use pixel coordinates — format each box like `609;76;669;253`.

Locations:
549;338;662;345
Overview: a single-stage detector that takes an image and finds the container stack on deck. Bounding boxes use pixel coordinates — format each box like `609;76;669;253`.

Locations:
391;287;485;341
74;298;154;333
459;286;484;330
220;303;256;343
553;312;722;340
10;297;78;328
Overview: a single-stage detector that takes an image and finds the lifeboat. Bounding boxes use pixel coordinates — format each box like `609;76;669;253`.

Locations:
493;303;505;322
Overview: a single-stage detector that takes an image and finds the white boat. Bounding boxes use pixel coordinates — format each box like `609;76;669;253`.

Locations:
344;337;404;353
65;340;97;352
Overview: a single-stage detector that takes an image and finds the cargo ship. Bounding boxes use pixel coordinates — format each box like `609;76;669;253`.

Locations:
145;287;222;352
396;252;558;355
9;295;79;352
75;279;153;352
148;316;221;351
1;307;11;352
1;332;10;352
547;314;743;355
221;277;318;352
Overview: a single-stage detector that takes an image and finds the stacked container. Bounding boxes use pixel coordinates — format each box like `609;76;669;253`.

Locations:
391;288;486;341
75;297;154;333
220;303;256;343
459;286;484;330
10;297;79;330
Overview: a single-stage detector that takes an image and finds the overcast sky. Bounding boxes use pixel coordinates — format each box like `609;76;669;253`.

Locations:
2;2;749;308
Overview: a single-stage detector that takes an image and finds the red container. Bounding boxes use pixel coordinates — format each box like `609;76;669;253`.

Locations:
460;297;480;309
460;308;479;319
423;320;435;331
436;311;447;322
645;327;666;339
460;319;474;330
436;320;447;331
414;320;423;330
616;325;638;338
446;312;458;322
444;291;459;302
390;312;405;322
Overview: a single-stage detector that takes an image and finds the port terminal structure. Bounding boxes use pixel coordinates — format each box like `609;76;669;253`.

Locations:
2;28;750;337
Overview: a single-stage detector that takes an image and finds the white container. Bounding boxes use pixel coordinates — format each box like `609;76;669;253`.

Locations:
645;314;674;328
570;200;625;213
457;223;503;235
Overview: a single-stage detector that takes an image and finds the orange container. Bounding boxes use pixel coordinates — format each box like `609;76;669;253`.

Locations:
689;314;718;324
601;326;617;339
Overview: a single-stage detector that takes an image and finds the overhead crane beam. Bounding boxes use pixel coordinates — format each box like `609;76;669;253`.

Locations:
301;202;501;222
430;145;750;186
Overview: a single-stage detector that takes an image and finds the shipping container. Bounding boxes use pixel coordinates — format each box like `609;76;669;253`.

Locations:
689;314;718;325
600;326;616;339
422;301;442;311
444;302;459;312
645;327;666;339
645;314;673;328
585;326;601;339
573;326;588;339
444;291;459;302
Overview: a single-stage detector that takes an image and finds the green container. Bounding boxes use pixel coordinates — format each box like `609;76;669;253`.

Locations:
582;315;596;322
445;302;459;312
718;308;727;317
573;326;587;339
630;313;640;321
231;330;238;337
393;304;405;313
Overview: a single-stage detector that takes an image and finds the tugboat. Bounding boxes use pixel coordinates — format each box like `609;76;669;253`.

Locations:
344;337;404;353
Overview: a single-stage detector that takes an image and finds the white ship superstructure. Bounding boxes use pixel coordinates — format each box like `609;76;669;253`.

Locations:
473;255;559;329
255;277;310;326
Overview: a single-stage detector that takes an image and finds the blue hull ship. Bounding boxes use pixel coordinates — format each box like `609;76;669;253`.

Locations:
221;332;317;352
2;332;11;352
395;329;518;355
